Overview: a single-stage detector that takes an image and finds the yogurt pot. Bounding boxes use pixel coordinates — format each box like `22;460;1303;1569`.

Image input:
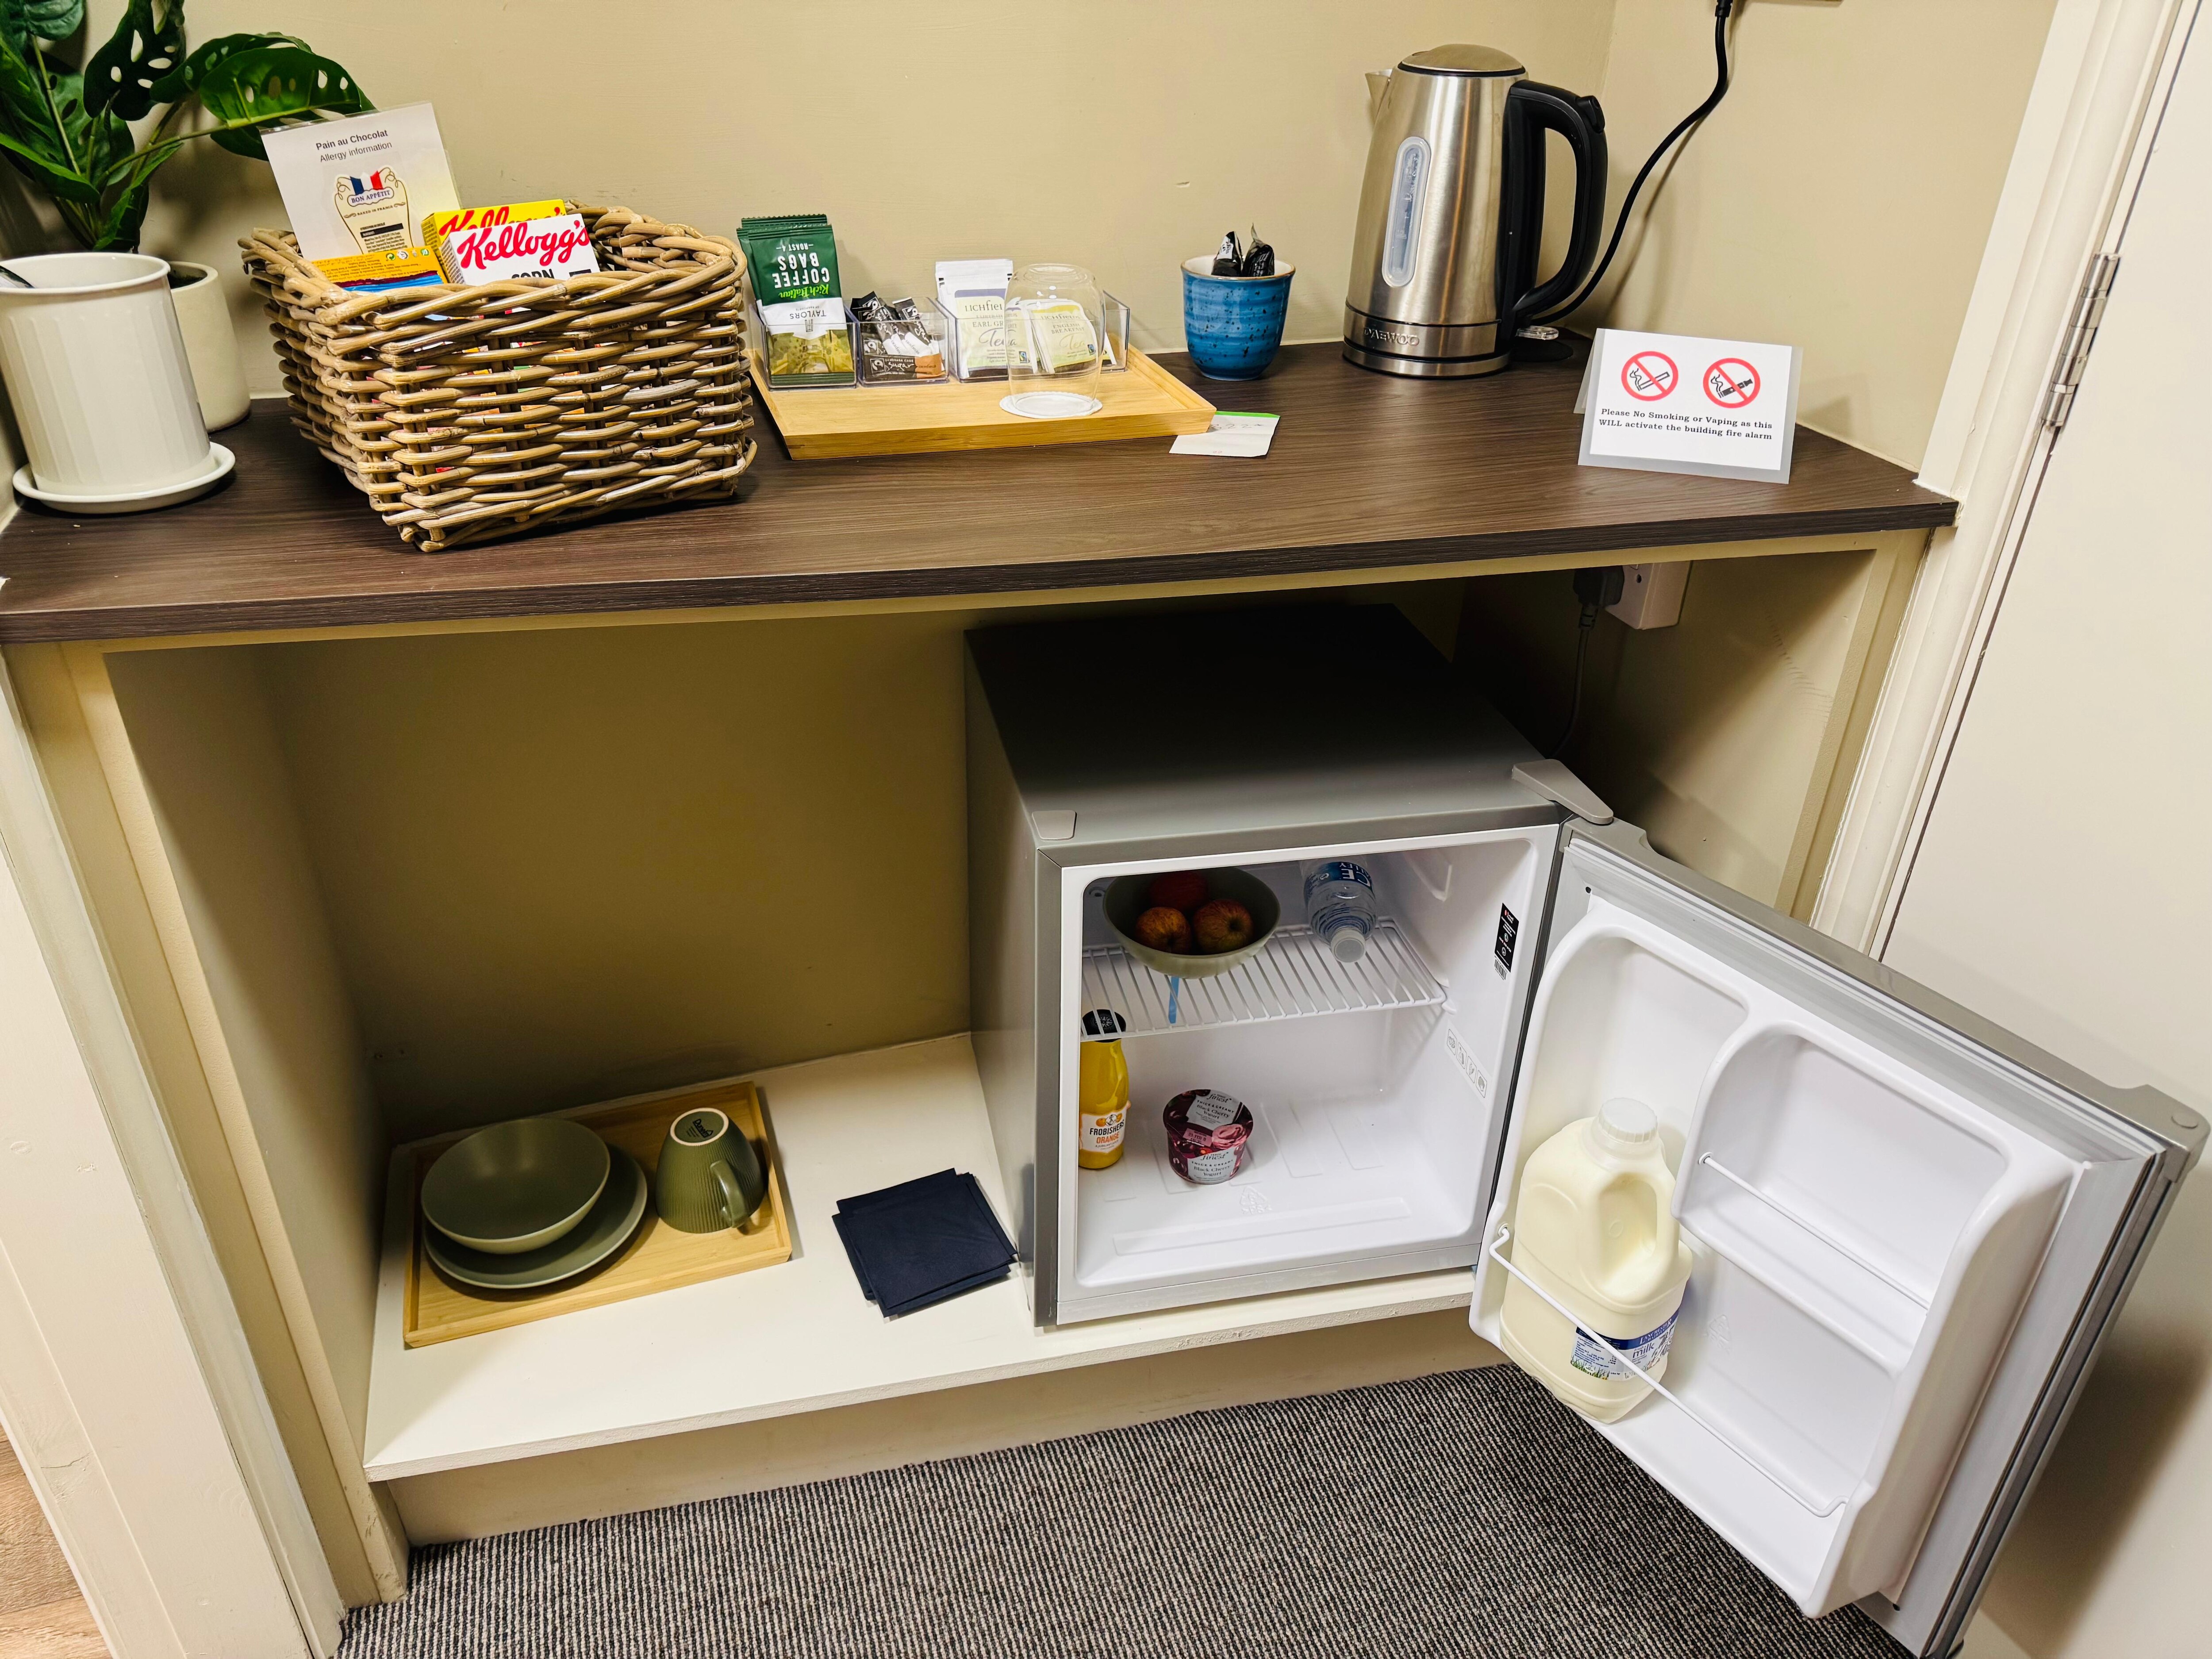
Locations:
1164;1089;1254;1184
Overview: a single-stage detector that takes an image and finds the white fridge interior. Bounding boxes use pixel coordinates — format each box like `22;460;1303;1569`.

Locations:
1471;850;2081;1619
1053;827;1553;1324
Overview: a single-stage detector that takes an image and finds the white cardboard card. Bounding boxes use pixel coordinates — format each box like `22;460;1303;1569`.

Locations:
264;104;460;262
1171;412;1278;457
1575;327;1801;484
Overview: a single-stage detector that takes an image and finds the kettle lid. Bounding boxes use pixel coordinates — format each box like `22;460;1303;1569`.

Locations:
1400;44;1525;77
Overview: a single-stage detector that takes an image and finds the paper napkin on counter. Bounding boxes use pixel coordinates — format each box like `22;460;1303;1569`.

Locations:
1171;411;1279;457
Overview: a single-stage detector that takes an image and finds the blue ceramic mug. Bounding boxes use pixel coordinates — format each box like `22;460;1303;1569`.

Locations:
1181;256;1295;381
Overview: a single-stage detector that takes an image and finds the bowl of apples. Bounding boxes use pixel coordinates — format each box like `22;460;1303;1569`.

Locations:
1102;867;1280;980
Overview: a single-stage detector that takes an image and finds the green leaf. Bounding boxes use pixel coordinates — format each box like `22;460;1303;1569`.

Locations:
195;43;369;161
82;0;184;121
146;29;303;104
0;129;96;200
93;174;148;250
0;34;78;191
0;1;86;54
95;124;184;194
0;25;53;134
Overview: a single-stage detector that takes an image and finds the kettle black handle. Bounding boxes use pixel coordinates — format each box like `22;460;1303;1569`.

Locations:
1499;82;1609;326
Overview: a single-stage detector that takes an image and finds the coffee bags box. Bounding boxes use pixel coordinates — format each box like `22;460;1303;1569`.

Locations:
739;214;854;387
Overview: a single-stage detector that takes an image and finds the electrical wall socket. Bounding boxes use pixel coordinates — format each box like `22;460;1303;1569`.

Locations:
1608;562;1690;629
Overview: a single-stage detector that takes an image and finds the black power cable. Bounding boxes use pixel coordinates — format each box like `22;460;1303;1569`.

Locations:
1532;0;1739;327
1549;568;1623;758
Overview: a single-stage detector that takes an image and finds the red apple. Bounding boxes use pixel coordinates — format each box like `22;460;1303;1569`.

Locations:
1148;871;1209;913
1134;906;1194;952
1191;899;1255;953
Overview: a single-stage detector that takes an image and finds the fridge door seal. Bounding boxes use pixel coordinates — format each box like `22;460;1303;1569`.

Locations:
1476;820;2200;1654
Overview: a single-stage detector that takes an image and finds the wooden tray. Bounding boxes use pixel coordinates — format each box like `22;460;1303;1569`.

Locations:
749;345;1215;459
401;1080;791;1347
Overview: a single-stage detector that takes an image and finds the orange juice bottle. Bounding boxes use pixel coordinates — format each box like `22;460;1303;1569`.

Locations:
1077;1009;1130;1169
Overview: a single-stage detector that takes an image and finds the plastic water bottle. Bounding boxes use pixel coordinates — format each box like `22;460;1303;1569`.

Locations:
1301;859;1376;963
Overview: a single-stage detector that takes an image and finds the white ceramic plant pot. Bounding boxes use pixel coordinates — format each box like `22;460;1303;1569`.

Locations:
0;252;215;497
165;261;250;430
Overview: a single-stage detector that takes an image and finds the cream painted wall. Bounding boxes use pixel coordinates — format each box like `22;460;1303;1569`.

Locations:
1583;0;2062;468
235;584;1463;1142
1454;537;1916;917
7;2;2062;474
7;4;2064;472
104;0;1613;391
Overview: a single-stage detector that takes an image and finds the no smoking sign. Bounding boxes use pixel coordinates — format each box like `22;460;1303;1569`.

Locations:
1579;327;1802;484
1621;350;1678;402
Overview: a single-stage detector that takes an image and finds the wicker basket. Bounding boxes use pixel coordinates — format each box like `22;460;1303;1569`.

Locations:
241;204;755;553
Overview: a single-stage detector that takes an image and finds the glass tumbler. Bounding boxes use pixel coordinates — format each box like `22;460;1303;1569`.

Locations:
1001;262;1103;419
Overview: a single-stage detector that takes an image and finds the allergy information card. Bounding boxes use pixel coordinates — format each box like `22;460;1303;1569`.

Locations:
1575;328;1801;484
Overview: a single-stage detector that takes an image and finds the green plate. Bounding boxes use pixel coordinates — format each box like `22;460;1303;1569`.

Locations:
423;1147;648;1292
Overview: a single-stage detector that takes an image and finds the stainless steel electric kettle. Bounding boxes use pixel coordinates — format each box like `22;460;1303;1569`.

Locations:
1344;45;1607;377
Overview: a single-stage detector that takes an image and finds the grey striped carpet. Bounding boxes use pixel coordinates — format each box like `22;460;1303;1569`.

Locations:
343;1365;1906;1658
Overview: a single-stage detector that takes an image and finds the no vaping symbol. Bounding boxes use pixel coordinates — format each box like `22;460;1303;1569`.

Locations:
1703;358;1761;408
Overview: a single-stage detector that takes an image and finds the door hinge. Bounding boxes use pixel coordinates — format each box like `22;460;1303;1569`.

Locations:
2041;252;2120;432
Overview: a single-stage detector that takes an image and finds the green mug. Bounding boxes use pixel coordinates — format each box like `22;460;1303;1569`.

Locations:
654;1106;768;1233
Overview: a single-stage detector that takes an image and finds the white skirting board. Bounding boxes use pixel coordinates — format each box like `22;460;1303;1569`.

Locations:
365;1034;1468;1481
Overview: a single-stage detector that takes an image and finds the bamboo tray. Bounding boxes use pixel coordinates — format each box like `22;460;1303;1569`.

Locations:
749;346;1215;459
400;1079;791;1348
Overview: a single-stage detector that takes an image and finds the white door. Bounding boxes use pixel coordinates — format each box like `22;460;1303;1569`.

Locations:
1470;822;2197;1657
1880;17;2210;1658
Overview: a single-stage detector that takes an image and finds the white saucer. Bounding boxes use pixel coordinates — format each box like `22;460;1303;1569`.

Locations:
1000;392;1102;421
13;443;235;514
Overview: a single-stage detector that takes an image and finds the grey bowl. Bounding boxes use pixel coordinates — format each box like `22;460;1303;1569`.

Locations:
421;1117;611;1255
1103;867;1281;980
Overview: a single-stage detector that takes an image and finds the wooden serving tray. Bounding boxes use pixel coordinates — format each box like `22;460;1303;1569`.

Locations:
749;345;1215;459
401;1079;791;1348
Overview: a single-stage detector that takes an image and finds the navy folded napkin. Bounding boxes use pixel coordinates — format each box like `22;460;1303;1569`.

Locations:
834;1168;1016;1317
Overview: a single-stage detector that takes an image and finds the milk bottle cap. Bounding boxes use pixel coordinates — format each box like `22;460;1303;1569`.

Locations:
1595;1097;1659;1146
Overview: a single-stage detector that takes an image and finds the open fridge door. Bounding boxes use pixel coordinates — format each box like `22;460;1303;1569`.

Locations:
1470;822;2203;1655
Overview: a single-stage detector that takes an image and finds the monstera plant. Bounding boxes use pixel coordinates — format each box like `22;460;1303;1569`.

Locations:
0;0;368;250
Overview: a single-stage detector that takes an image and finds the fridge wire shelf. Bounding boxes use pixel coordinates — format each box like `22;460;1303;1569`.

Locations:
1082;919;1446;1036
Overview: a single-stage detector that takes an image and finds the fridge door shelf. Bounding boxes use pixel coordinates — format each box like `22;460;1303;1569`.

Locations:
1080;918;1447;1036
1485;1223;1849;1519
1691;1154;1932;1310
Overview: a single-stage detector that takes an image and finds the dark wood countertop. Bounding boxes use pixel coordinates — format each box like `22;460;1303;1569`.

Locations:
0;342;1953;643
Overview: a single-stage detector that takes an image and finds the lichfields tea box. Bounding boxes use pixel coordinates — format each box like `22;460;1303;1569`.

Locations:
265;103;460;262
935;258;1014;379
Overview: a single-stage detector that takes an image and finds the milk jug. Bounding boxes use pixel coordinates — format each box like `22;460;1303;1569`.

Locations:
1499;1097;1693;1423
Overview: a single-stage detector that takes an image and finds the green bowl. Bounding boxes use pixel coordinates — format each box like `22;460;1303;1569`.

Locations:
421;1117;611;1255
1103;867;1281;980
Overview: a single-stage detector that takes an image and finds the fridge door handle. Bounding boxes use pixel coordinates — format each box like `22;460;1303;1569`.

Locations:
1486;1223;1848;1519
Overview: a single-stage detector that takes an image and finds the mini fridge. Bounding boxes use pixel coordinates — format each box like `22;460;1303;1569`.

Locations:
965;603;2202;1656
